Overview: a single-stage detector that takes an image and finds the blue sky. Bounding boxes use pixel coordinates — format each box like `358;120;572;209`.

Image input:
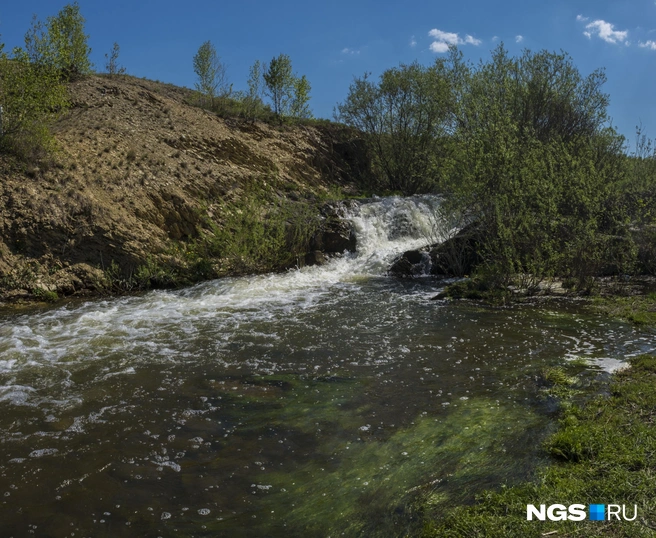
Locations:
1;1;655;146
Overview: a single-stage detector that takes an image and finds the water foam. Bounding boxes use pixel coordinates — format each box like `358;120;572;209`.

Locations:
0;196;444;406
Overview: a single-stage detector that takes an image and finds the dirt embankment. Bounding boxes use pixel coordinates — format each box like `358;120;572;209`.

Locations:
0;75;370;303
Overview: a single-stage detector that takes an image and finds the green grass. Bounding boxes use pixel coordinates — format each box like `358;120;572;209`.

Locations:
592;293;656;326
421;355;656;537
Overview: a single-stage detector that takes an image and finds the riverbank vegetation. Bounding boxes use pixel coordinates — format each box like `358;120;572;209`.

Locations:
421;355;656;537
338;47;656;297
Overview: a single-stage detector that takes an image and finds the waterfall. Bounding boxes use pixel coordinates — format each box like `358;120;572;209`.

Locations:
345;195;444;276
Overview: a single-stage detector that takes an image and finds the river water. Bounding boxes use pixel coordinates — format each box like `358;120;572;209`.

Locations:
0;197;654;537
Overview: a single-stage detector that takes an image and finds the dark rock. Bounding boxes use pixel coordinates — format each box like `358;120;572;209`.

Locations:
389;222;483;278
404;249;424;265
305;251;327;266
429;222;482;277
311;218;356;254
389;248;430;277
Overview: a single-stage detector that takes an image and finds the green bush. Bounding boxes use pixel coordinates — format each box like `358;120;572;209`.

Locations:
195;184;321;273
0;48;69;161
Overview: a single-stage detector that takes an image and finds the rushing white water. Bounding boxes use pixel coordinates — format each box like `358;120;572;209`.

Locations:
0;195;445;405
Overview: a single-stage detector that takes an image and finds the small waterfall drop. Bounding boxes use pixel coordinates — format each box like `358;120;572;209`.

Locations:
344;195;444;276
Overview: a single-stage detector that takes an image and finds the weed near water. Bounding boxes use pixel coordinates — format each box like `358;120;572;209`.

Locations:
422;355;656;537
190;182;322;274
592;293;656;326
199;371;551;537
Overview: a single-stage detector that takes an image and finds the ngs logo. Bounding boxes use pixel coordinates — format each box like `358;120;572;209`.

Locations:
527;504;637;522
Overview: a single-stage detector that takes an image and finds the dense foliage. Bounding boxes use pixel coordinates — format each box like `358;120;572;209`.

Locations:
335;61;455;193
338;44;656;290
447;46;630;289
0;2;93;161
0;40;69;160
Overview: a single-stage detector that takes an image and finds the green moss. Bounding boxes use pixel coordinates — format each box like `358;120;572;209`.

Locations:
422;355;656;537
592;293;656;327
32;287;58;302
540;366;581;401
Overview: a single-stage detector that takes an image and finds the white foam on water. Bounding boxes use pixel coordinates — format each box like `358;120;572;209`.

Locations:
28;448;59;458
0;385;37;405
0;196;446;405
590;357;630;373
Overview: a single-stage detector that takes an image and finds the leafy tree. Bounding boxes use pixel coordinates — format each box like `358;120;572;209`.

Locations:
0;47;69;159
24;2;92;79
193;40;228;107
105;42;126;76
247;60;264;102
336;59;456;193
263;54;294;118
262;54;312;121
290;75;312;119
243;59;265;120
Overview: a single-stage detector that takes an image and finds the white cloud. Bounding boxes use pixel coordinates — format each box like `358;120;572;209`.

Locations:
515;35;524;43
428;28;482;53
428;29;460;45
341;47;360;55
639;40;656;50
492;35;499;42
582;19;628;44
429;41;451;53
576;14;589;22
410;35;417;47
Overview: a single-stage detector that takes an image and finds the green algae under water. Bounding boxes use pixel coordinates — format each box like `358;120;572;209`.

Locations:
1;197;654;537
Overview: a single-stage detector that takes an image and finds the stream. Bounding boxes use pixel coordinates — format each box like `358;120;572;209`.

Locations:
1;196;654;537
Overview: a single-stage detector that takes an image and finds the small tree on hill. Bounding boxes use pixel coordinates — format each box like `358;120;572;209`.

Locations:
290;75;312;119
193;40;228;108
0;47;69;159
24;2;92;79
263;54;312;121
244;59;266;120
263;54;294;118
105;42;126;76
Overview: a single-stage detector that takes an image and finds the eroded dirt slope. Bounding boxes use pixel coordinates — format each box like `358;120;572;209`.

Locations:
0;75;368;301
